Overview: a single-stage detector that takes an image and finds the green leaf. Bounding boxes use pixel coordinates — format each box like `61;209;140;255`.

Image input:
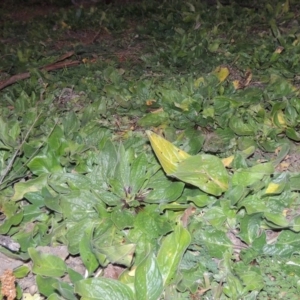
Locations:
28;247;67;277
66;218;99;255
79;228;99;275
48;294;65;300
67;267;84;284
286;127;300;141
223;274;244;299
239;214;263;244
28;152;63;175
172;154;229;196
36;275;60;297
11;174;48;201
135;251;164;300
0;211;23;234
97;244;136;267
52;281;77;300
13;265;30;278
128;205;172;243
129;153;149;194
145;172;184;204
238;194;267;214
232;162;274;187
264;212;289;228
240;270;264;292
290;174;300;191
74;278;135;300
111;208;134;230
201;228;232;259
204;207;227;229
138;111;169;127
157;224;191;285
229;115;257;136
263;231;300;257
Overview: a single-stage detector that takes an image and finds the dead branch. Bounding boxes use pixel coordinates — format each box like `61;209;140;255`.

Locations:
0;52;81;91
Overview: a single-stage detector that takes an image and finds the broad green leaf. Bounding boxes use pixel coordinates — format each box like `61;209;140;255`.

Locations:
264;212;289;228
223;274;244;299
47;294;64;300
74;278;135;300
67;267;84;284
291;216;300;232
146;131;190;175
144;172;184;204
135;251;163;300
204;207;227;229
263;231;300;257
224;185;249;206
186;193;211;207
28;247;67;277
47;125;64;151
11;174;48;201
286;127;300;141
128;205;172;243
138;111;169;127
238;194;267;214
0;210;23;234
62;111;80;137
111;208;134;230
98;190;121;206
290;174;300;191
234;263;264;292
28;152;63;175
232;163;274;187
239;214;262;244
172;154;229;196
36;275;59;297
229;115;257;136
0;116;18;148
79;228;99;275
52;281;77;300
157;224;191;285
201;228;232;259
97;244;136;267
13;265;30;278
129;153;148;194
66;219;100;255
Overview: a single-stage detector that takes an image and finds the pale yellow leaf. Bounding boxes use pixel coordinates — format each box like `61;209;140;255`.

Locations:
214;66;230;82
146;131;190;175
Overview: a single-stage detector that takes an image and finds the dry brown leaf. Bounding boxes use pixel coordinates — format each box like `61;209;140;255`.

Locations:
0;269;16;300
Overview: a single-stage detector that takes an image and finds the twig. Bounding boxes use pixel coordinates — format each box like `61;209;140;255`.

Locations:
0;54;81;91
0;118;59;190
0;111;43;185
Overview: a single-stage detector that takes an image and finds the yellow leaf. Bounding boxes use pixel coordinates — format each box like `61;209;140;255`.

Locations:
194;77;205;88
265;182;281;194
282;0;289;13
146;99;156;106
274;46;284;54
146;131;190;175
151;108;164;113
273;110;286;127
233;80;241;90
214;66;230;83
222;155;234;167
277;111;286;125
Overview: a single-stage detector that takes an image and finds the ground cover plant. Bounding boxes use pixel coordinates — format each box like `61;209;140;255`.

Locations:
1;0;300;298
